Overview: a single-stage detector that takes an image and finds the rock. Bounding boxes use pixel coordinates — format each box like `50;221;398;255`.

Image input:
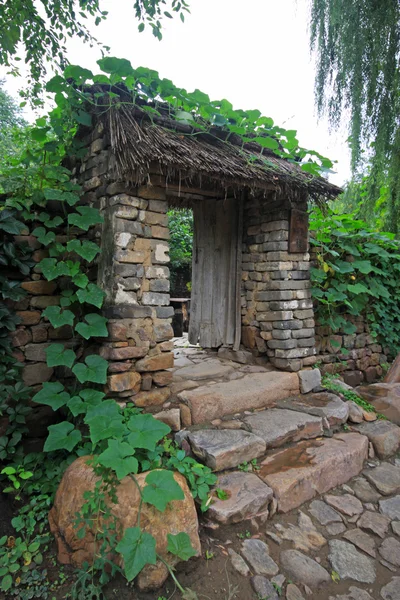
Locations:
324;494;363;517
351;476;382;503
277;511;326;552
133;387;170;407
178;372;300;424
218;347;254;364
135;353;174;372
280;549;330;588
23;363;53;386
298;369;321;394
357;510;391;538
175;359;234;381
326;522;347;535
287;583;305;600
309;500;343;525
392;521;400;536
380;577;400;600
241;539;278;576
266;530;282;545
356;383;400;424
207;471;273;524
16;310;41;325
343;528;376;558
153;409;180;432
379;537;400;567
228;548;250;576
362;409;377;422
220;419;243;430
385;354;400;383
271;573;285;588
243;408;323;449
48;457;200;591
276;392;349;428
379;495;400;520
363;462;400;495
259;433;368;512
149;371;172;387
381;558;397;572
354;421;400;459
108;371;141;392
328;540;375;583
187;429;266;471
250;576;279;600
347;402;364;424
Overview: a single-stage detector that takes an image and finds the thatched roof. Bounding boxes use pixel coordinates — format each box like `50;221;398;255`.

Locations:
95;92;341;200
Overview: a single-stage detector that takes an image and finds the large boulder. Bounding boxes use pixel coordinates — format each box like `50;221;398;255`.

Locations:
384;354;400;383
48;456;201;591
356;383;400;424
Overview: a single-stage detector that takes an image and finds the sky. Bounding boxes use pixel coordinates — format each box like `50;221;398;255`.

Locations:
1;0;351;185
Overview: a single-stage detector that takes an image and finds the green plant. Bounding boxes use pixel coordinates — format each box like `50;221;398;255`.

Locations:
272;581;282;596
205;550;214;560
238;458;259;472
236;530;251;540
215;488;229;501
1;464;33;495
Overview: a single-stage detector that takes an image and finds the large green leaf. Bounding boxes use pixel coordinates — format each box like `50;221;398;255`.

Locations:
98;439;138;480
76;284;106;308
67;389;105;417
127;414;170;451
46;343;76;368
347;283;369;295
32;227;56;246
39;258;69;281
167;533;197;561
75;314;108;340
116;527;156;582
32;382;70;411
72;355;108;384
142;470;184;512
68;207;103;231
44;422;82;452
85;400;124;444
42;306;74;328
67;239;100;262
72;273;89;289
98;57;134;77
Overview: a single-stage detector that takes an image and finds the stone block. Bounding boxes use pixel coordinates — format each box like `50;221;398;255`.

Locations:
256;311;293;322
23;363;53;386
108;371;141;392
141;292;170;306
133;387;170;407
24;343;51;362
153;321;174;341
273;320;303;330
30;296;60;309
297;337;316;348
138;187;166;202
31;324;48;343
114;219;144;235
151;225;169;240
114;264;144;277
292;328;314;339
121;277;141;291
156;307;174;319
135;352;174;372
145;266;170;279
354;420;400;459
109;193;140;207
10;329;32;348
21;281;57;295
267;339;297;350
115;249;145;264
149;279;170;292
153;408;180;432
188;429;266;471
152;371;173;386
100;346;148;360
269;300;300;311
152;242;169;264
104;305;152;319
298;368;321;393
276;347;313;359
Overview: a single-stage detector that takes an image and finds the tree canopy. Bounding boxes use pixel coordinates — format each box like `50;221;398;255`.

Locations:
0;80;25;165
310;0;400;231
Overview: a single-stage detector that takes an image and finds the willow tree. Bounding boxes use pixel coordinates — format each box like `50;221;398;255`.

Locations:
310;0;400;231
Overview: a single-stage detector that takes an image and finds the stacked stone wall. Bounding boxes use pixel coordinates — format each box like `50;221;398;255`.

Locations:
314;316;388;386
241;192;316;372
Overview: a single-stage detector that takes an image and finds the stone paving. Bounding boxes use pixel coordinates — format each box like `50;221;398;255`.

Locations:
207;457;400;600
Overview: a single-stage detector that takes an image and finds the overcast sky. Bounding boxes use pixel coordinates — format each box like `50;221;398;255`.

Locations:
1;0;350;185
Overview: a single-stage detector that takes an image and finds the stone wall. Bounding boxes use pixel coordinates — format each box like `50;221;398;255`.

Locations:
314;316;388;386
241;191;316;372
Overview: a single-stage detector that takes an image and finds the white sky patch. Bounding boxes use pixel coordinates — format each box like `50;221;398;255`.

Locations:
1;0;351;185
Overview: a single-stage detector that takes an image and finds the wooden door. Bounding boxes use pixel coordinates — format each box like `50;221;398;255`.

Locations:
189;197;242;349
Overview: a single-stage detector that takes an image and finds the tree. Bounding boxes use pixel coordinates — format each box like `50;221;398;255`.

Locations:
0;0;189;92
0;80;25;164
310;0;400;231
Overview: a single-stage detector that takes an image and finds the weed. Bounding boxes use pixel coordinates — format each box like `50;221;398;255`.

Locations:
237;458;259;472
236;530;251;540
215;488;229;501
205;550;214;560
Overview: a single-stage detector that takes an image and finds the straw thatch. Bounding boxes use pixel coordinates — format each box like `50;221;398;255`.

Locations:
96;93;341;200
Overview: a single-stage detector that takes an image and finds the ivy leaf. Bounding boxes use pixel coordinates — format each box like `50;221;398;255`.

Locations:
32;227;56;246
67;239;100;262
352;259;374;274
45;343;76;368
75;314;108;339
44;216;63;229
76;283;106;308
167;533;197;561
72;273;89;289
142;470;184;512
127;414;170;451
72;355;108;384
67;395;87;417
116;527;156;582
67;389;105;417
63;64;93;82
79;389;105;405
44;422;82;452
98;57;134;77
85;400;124;444
347;283;369;295
39;258;69;281
98;439;138;480
32;382;70;411
68;206;103;231
43;306;74;328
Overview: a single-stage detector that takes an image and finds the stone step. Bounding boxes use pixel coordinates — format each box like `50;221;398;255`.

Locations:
187;429;266;471
258;432;369;512
178;371;300;424
243;408;323;450
276;392;349;428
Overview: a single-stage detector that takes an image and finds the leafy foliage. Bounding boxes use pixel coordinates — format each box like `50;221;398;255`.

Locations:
310;205;400;355
310;0;400;231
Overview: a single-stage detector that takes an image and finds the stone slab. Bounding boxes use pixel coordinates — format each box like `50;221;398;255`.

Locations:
353;420;400;459
258;433;368;512
179;371;300;424
324;494;363;517
309;500;343;525
357;510;391;538
207;471;273;524
175;359;234;381
298;368;321;394
363;462;400;495
277;392;349;428
379;537;400;567
343;528;376;558
187;429;266;471
241;539;278;576
379;495;400;520
350;477;381;503
280;549;330;588
356;383;400;424
381;577;400;600
328;540;376;584
243;408;323;449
